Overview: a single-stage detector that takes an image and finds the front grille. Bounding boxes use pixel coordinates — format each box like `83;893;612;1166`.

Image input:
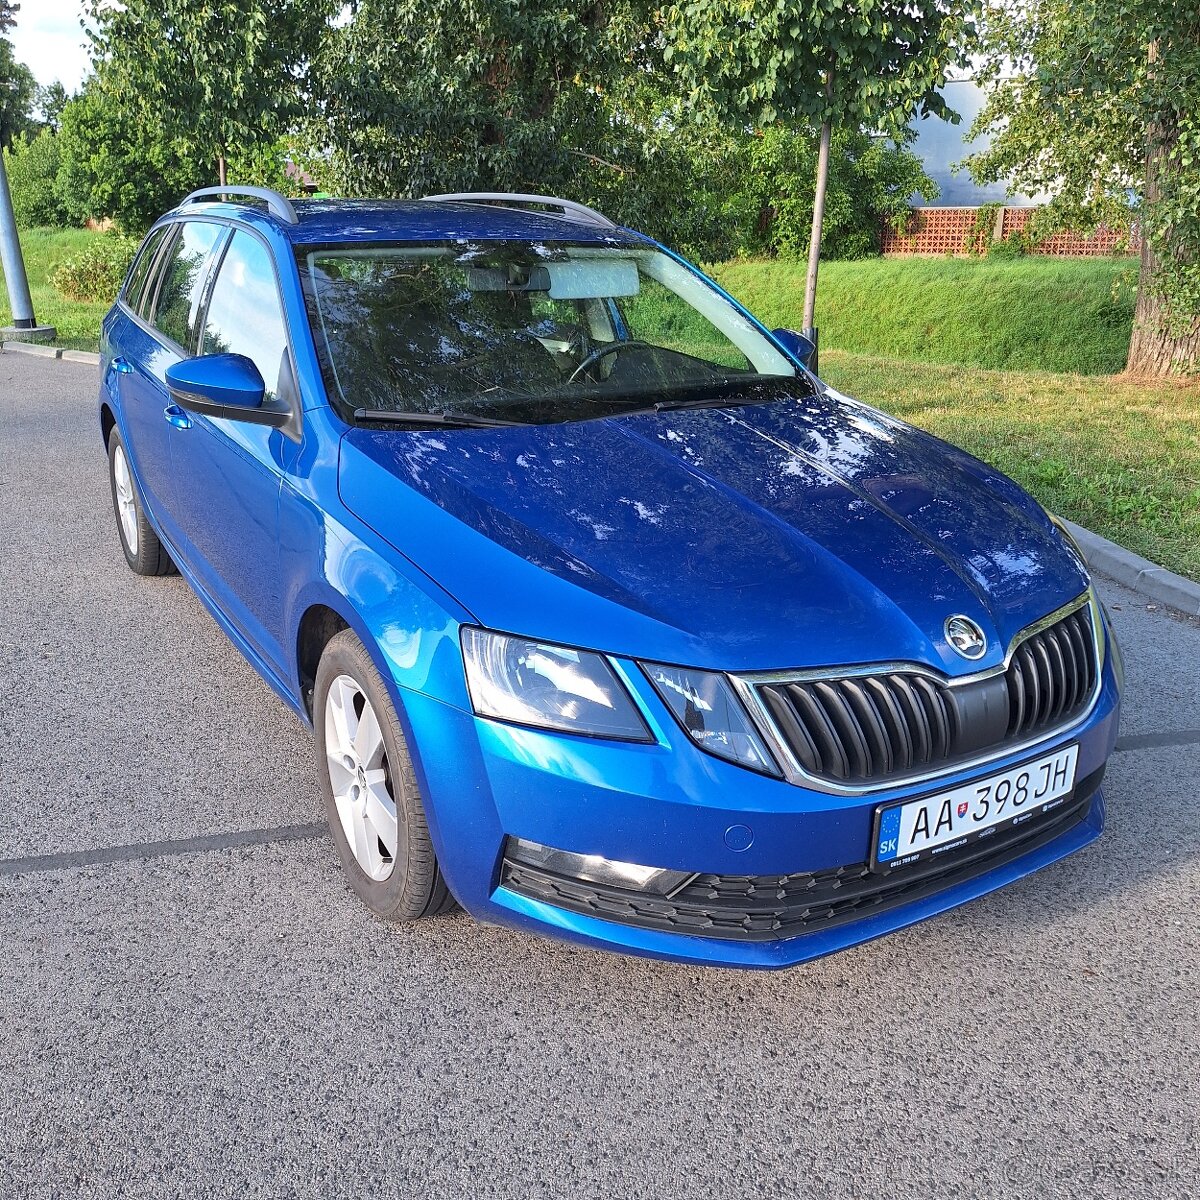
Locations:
753;600;1098;786
501;766;1104;942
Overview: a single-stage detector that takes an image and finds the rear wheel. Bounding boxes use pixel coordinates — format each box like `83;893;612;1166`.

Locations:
314;629;455;921
107;428;174;576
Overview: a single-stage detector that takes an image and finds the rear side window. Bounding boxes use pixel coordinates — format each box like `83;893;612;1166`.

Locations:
123;228;169;318
201;230;290;402
150;221;225;350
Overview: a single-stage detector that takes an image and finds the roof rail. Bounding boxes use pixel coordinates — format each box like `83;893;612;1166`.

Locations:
180;186;299;225
421;192;616;230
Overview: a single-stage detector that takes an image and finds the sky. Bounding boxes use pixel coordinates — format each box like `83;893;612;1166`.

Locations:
7;0;92;92
907;77;1040;206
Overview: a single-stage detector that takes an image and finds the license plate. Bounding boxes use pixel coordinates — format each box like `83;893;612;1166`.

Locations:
871;744;1079;872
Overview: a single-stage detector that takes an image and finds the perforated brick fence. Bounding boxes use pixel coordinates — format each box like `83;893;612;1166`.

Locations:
882;206;1134;257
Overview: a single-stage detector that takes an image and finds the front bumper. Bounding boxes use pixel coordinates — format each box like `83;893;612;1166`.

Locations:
400;643;1121;970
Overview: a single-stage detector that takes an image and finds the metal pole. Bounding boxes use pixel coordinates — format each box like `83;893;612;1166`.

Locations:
0;147;55;341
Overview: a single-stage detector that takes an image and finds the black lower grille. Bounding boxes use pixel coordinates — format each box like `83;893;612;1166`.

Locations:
755;600;1098;785
501;766;1103;942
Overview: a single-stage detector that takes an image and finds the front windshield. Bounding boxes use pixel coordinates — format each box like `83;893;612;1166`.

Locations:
297;240;802;424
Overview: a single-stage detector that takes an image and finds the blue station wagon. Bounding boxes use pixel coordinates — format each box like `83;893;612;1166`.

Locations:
99;187;1123;968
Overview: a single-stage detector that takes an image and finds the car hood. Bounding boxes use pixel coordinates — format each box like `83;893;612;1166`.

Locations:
338;388;1089;674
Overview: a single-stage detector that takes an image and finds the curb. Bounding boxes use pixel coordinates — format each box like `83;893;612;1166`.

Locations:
1062;518;1200;619
1;341;101;365
3;339;61;359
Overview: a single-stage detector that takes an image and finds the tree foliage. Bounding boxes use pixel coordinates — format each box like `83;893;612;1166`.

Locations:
738;128;937;260
85;0;334;185
663;0;977;136
969;0;1200;374
2;129;68;225
54;80;206;231
35;81;68;131
311;0;645;197
307;0;936;264
0;0;35;152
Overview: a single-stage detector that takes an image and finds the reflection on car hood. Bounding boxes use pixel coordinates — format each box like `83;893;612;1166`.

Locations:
338;389;1089;673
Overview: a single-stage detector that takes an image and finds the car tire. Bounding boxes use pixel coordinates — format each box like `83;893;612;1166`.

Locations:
314;628;456;921
107;428;175;576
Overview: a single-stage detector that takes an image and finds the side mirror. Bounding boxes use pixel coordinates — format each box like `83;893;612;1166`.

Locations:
772;328;817;371
165;353;287;427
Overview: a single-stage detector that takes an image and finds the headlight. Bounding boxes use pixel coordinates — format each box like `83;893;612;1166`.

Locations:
461;628;651;741
644;663;779;775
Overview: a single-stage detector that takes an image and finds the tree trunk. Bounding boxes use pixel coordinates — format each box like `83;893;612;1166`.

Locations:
1127;252;1200;377
217;154;227;187
802;60;836;335
1125;38;1200;375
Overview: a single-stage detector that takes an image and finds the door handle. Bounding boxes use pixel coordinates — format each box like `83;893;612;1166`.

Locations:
164;404;192;430
110;356;133;375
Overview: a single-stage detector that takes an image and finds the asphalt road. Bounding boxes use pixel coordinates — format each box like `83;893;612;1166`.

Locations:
1;353;1198;1199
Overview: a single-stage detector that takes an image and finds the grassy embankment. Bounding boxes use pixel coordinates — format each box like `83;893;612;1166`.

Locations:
711;256;1135;375
0;227;114;351
4;231;1195;578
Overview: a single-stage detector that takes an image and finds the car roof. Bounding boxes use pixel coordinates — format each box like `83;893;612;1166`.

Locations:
165;197;651;249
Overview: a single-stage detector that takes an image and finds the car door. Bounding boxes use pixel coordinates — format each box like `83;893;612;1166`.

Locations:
113;220;227;544
167;228;298;677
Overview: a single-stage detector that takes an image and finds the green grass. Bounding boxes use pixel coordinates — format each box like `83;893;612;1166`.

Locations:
712;256;1136;375
822;352;1200;582
0;226;114;351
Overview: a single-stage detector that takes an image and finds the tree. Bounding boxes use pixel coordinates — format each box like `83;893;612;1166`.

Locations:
3;128;68;225
663;0;977;336
35;81;68;131
737;127;939;261
55;79;206;231
85;0;334;186
969;1;1200;376
0;0;35;152
310;0;647;198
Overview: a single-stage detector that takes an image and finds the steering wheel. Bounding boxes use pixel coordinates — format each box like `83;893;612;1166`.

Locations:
567;340;655;384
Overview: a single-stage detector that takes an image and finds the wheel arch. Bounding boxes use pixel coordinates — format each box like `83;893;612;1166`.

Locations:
100;401;117;450
295;602;351;720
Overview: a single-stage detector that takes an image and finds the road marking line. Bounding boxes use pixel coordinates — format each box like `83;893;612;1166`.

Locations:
0;822;327;878
1114;730;1200;752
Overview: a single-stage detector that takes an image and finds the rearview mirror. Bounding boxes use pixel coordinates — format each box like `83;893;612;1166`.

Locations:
165;354;287;427
772;328;817;370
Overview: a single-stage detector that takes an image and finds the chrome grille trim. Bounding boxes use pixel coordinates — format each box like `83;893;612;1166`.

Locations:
731;590;1105;795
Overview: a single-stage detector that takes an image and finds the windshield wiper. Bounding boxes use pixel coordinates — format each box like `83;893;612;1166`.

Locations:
354;407;526;429
650;395;754;413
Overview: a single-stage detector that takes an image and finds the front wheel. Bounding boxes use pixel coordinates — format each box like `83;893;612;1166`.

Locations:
107;428;174;576
314;629;455;921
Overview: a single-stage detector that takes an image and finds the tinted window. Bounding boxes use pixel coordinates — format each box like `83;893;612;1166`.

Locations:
123;228;169;317
151;221;224;349
201;230;290;402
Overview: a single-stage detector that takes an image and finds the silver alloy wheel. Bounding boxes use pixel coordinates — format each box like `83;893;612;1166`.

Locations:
324;674;398;882
113;444;139;555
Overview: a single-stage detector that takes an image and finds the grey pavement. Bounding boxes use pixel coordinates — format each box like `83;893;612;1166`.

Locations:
1;354;1198;1199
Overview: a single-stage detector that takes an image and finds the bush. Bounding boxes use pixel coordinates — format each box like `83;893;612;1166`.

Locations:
987;233;1028;261
55;82;206;233
3;130;69;227
50;233;139;302
731;127;938;260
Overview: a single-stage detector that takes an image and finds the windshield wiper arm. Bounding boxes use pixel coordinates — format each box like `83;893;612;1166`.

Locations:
353;408;526;429
650;396;749;413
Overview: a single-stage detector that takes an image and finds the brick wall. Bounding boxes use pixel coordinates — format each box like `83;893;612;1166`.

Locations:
882;206;1134;257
